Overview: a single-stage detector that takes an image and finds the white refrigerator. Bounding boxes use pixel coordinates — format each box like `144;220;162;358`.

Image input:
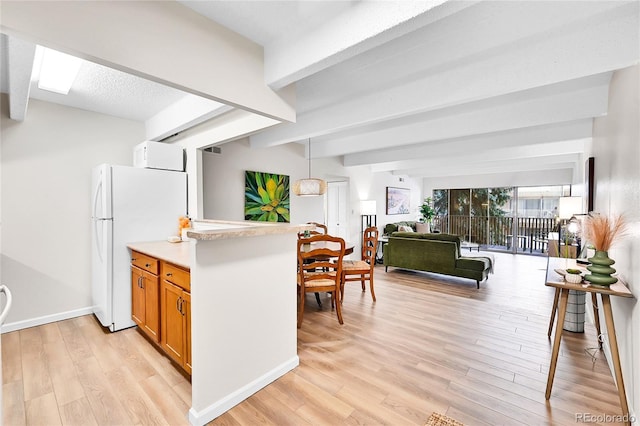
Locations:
91;164;187;332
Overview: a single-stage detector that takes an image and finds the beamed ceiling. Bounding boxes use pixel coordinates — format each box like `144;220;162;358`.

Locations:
1;1;638;185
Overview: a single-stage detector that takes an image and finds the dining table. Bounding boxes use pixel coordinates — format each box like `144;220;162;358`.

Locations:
300;240;355;256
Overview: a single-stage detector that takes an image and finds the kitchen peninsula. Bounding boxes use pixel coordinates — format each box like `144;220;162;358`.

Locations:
128;220;311;426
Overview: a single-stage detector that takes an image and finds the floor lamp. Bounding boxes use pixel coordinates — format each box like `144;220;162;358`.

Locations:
360;200;377;235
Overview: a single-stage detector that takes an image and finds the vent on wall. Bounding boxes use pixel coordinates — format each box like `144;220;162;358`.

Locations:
204;146;222;154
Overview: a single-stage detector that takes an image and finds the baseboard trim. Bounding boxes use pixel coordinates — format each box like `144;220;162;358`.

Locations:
1;307;94;333
188;355;299;426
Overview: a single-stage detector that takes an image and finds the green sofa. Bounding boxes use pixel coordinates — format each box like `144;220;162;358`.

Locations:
383;232;491;288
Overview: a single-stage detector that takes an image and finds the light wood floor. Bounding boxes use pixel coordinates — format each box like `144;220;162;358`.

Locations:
3;253;625;425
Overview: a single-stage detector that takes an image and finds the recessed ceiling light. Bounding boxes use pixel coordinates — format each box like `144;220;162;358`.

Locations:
37;47;82;95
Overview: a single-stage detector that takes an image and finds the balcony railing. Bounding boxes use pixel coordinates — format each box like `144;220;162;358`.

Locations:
432;215;557;254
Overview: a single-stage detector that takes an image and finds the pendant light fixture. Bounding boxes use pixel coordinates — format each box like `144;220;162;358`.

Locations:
293;138;327;196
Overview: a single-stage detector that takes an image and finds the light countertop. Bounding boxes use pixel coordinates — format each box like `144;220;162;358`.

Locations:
128;221;312;267
127;240;191;269
185;220;311;241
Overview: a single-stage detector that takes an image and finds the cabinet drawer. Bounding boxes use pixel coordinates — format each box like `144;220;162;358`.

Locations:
131;251;159;274
162;262;190;292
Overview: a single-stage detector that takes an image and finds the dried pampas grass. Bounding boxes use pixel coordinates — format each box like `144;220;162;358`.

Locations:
583;213;628;252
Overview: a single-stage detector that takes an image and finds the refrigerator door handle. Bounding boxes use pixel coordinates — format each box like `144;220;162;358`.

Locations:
92;177;103;219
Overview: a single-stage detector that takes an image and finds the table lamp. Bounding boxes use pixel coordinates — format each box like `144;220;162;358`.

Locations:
557;196;582;258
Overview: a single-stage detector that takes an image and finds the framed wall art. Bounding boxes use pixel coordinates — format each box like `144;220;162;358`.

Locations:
386;187;411;215
244;170;290;222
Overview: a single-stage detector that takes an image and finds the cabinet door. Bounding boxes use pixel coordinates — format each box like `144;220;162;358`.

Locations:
161;280;185;366
141;269;160;342
131;267;145;329
183;291;191;375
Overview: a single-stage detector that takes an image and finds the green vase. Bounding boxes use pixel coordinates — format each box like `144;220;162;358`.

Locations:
584;250;617;286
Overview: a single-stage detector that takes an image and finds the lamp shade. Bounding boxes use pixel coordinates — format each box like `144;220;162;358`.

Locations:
293;138;327;197
292;178;327;196
360;200;377;215
558;196;582;219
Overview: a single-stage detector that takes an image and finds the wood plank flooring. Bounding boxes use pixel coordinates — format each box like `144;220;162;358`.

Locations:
2;253;626;425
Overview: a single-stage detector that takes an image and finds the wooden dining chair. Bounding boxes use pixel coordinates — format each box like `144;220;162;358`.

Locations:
341;226;378;302
298;221;329;307
297;234;345;328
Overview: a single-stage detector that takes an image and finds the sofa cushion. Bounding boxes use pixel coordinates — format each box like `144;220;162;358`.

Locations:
391;232;461;255
398;225;414;232
456;256;491;271
384;221;417;235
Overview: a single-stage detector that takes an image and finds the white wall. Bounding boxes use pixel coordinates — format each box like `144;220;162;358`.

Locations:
0;95;144;329
201;139;422;254
311;156;422;245
591;64;640;419
202;138;324;224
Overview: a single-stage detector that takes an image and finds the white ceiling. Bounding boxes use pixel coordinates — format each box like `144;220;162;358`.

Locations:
1;0;639;184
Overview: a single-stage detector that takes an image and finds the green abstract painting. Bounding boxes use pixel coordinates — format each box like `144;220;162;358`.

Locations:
244;171;290;222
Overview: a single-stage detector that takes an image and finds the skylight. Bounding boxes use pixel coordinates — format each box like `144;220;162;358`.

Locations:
35;46;83;95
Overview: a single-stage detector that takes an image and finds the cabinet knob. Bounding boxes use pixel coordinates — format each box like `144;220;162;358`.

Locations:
166;272;173;277
145;263;151;268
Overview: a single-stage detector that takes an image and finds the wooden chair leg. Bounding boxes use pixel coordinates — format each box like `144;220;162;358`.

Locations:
335;290;344;324
361;275;366;291
369;275;376;302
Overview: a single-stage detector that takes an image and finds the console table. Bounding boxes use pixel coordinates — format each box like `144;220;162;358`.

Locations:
376;236;388;264
545;257;633;425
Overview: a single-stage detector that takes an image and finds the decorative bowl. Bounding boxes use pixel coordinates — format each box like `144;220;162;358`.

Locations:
565;272;583;284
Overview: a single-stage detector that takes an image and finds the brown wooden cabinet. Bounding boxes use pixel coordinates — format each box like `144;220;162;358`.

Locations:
131;250;191;374
161;262;192;374
131;251;160;342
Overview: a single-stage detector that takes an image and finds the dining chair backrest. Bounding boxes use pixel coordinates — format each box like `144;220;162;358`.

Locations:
297;234;345;277
361;226;379;263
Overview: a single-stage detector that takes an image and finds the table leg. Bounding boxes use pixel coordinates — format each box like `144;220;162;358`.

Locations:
547;288;560;338
591;293;602;349
546;288;569;399
601;294;630;425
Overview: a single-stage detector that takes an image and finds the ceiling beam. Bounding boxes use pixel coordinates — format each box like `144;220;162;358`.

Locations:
326;75;609;160
264;0;478;89
423;168;575;189
349;120;592;168
145;95;232;142
400;156;578;178
250;1;637;148
6;35;35;121
0;0;296;123
377;141;586;175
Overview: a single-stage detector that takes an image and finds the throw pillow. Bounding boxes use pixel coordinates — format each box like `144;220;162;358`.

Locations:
398;225;414;232
416;222;430;233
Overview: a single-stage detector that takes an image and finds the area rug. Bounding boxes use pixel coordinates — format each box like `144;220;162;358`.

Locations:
425;412;464;426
